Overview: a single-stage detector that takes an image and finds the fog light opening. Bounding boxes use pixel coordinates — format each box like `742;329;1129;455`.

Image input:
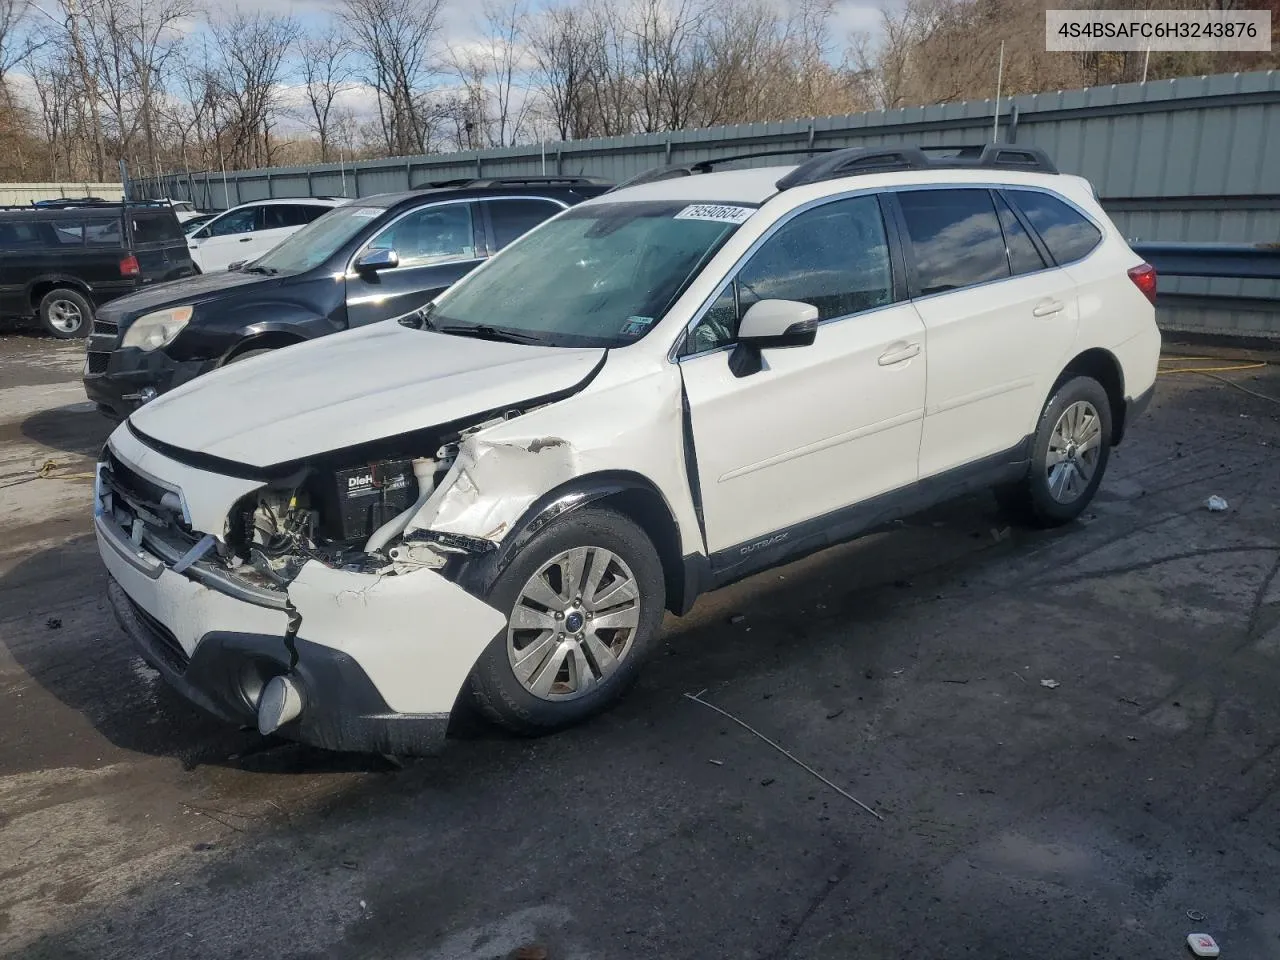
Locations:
257;674;304;735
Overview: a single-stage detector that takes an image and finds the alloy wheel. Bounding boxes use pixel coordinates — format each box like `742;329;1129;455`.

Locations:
1046;400;1103;504
507;546;641;701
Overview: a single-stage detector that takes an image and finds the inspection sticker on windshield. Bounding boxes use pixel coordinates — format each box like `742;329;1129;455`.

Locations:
351;207;382;218
674;204;753;225
620;316;654;337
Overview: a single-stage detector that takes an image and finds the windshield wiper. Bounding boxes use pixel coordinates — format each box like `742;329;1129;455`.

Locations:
435;323;544;345
242;264;277;275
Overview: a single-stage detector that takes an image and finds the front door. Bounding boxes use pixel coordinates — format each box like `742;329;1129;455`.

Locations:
678;194;927;559
345;201;485;326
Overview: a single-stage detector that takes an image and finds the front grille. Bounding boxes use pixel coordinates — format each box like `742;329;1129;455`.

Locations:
92;317;118;336
86;351;110;374
128;597;190;674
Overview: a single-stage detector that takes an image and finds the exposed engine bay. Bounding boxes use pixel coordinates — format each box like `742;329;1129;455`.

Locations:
218;410;527;588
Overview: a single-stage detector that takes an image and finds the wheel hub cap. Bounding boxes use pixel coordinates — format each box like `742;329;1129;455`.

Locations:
507;545;642;702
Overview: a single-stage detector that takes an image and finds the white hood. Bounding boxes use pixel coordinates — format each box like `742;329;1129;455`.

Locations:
129;322;605;468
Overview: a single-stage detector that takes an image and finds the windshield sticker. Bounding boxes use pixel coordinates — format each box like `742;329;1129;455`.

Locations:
673;204;754;225
620;316;654;337
351;207;382;218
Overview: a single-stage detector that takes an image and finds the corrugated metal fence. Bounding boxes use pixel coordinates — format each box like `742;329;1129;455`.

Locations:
134;70;1280;339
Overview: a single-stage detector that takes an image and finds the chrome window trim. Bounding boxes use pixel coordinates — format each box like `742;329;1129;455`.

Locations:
668;181;1103;362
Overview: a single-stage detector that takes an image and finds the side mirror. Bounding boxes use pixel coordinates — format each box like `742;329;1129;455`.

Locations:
227;260;246;271
729;299;819;378
355;248;399;274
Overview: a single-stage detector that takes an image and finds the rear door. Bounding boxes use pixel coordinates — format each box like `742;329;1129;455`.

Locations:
895;187;1079;479
126;209;193;284
252;203;329;261
188;205;261;272
345;201;485;326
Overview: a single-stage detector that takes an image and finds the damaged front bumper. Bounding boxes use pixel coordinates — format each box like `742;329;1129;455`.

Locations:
96;467;506;755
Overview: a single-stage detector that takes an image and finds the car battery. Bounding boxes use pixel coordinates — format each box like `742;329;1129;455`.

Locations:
320;459;419;541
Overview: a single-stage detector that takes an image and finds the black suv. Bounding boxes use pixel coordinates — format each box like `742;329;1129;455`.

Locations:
83;176;612;420
0;200;193;338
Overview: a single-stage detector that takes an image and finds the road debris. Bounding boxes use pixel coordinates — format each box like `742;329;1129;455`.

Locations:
510;947;549;960
1013;671;1028;684
1205;495;1229;512
991;526;1011;542
760;778;775;787
683;690;884;821
708;759;724;766
729;614;746;625
826;709;844;719
1040;679;1061;689
45;617;61;630
1186;910;1207;922
1186;932;1219;957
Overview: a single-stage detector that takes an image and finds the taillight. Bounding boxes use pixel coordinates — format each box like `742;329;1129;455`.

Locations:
119;255;140;278
1128;262;1157;305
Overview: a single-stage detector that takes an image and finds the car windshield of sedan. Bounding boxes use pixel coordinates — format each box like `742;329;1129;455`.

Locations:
427;200;751;347
251;203;384;274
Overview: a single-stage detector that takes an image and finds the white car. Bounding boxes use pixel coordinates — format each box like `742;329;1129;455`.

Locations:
186;197;346;273
95;145;1160;754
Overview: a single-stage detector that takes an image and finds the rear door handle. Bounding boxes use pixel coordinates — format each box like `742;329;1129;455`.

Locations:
1032;299;1064;317
878;341;921;366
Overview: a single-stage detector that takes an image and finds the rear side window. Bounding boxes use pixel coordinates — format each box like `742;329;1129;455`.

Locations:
54;223;85;244
263;204;328;229
898;189;1009;296
131;214;184;244
488;198;563;250
85;217;123;245
1005;190;1102;264
993;193;1046;275
206;207;259;237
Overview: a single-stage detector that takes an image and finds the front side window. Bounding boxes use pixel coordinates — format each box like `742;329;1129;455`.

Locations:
1006;190;1102;264
205;207;258;237
428;200;744;348
687;195;894;354
488;198;563;250
898;189;1009;296
366;204;475;267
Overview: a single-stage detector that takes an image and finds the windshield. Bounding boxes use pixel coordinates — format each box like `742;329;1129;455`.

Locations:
252;203;382;274
428;200;748;347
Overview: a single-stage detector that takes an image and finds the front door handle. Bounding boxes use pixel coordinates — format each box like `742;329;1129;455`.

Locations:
878;341;921;366
1032;299;1064;317
238;237;253;243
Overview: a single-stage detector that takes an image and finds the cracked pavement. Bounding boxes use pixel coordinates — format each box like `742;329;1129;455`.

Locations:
2;330;1280;959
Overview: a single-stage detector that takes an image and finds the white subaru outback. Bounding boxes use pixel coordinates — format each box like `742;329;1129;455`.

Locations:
95;145;1160;753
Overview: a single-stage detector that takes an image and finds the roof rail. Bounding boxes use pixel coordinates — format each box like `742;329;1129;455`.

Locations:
610;148;836;193
415;175;612;190
776;143;1057;190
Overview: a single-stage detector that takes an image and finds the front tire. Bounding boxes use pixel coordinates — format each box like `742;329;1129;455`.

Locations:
38;288;92;339
998;375;1112;527
467;507;665;735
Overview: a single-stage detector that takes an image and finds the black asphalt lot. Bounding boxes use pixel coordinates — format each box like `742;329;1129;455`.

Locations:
2;330;1280;959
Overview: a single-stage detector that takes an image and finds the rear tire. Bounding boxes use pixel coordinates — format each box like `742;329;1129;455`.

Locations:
997;375;1112;528
467;506;665;735
38;288;92;339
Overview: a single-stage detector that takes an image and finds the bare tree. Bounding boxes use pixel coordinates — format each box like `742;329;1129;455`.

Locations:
344;0;445;155
299;24;355;162
210;11;300;168
530;2;592;139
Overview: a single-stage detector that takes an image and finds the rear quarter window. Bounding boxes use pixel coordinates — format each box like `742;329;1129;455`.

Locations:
0;219;55;248
1005;190;1102;264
